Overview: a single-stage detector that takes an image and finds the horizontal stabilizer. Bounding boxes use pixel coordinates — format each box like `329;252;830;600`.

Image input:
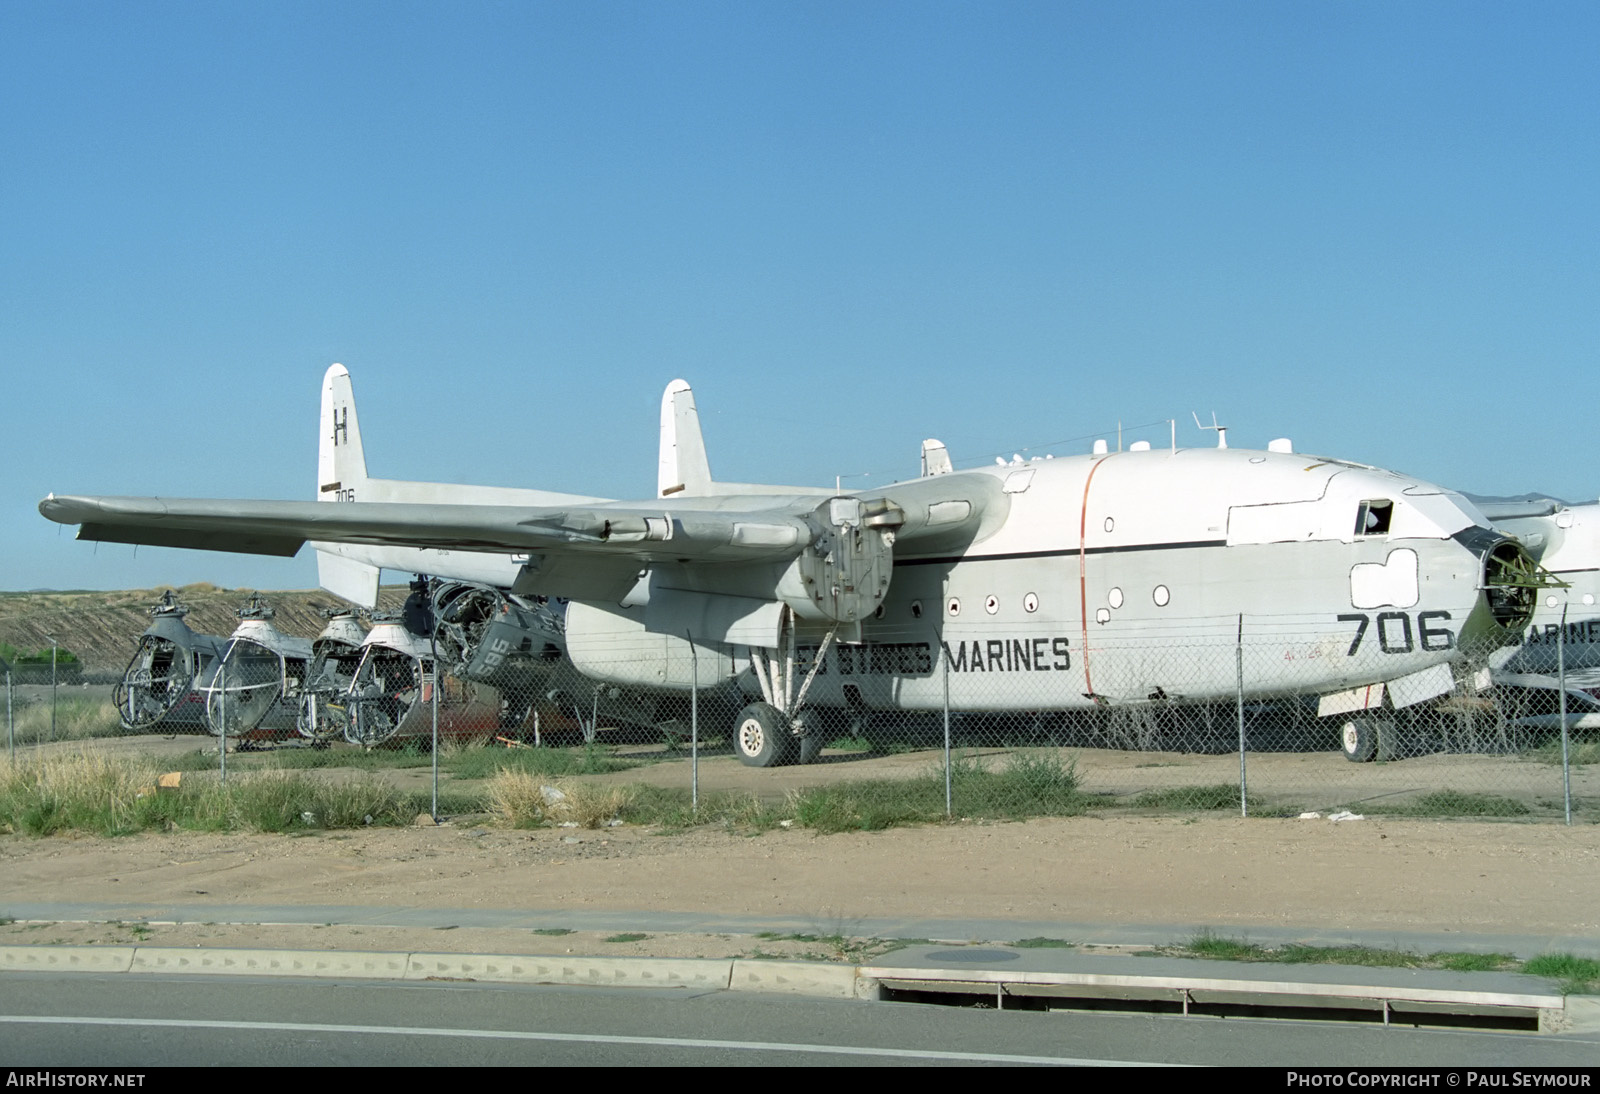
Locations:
317;549;381;608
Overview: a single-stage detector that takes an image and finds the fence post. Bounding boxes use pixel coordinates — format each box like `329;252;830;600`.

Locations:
1559;604;1571;826
430;594;441;824
5;665;12;764
49;637;58;743
687;631;699;813
942;651;952;819
218;657;227;787
1236;614;1247;818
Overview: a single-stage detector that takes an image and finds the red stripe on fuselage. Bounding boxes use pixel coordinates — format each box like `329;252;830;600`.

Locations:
1078;455;1112;699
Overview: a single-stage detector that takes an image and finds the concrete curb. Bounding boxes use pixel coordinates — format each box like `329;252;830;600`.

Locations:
0;946;136;974
1;945;1586;1029
129;947;409;979
730;958;866;998
0;945;840;996
403;953;733;990
1563;996;1600;1034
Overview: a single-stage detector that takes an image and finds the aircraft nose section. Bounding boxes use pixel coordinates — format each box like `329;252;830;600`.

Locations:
1457;527;1547;647
1483;538;1541;630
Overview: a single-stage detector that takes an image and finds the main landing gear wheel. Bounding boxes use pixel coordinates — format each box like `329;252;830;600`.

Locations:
1339;715;1390;763
733;702;794;768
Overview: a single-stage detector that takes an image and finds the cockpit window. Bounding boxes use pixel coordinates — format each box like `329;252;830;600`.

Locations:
1355;500;1394;536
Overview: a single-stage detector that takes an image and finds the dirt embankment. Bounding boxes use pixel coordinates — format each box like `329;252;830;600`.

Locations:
0;585;410;674
2;816;1597;951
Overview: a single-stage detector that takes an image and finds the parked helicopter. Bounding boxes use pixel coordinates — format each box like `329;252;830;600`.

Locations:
200;595;313;743
114;591;225;733
296;608;370;744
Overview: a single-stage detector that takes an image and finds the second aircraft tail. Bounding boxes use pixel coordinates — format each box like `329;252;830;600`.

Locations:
316;363;380;605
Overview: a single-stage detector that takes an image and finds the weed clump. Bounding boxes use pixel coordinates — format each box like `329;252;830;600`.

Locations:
452;744;636;780
787;751;1086;833
485;769;634;828
1183;930;1267;962
1522;953;1600;994
216;770;409;832
1166;934;1543;979
624;786;782;832
6;698;122;745
1131;784;1257;811
0;751;424;835
1361;790;1531;818
1526;741;1600;767
0;750;168;835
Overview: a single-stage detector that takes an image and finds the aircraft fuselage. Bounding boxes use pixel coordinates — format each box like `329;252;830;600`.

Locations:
557;446;1532;713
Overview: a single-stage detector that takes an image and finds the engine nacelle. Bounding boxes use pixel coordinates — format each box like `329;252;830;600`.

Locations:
431;581;565;689
789;496;900;624
565;601;741;691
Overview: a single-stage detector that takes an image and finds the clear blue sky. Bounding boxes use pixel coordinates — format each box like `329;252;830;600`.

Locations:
4;1;1597;591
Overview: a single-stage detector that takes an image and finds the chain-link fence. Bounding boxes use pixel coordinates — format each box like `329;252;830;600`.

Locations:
10;585;1595;827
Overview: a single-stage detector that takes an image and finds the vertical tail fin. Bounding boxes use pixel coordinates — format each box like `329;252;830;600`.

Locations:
658;378;713;497
655;377;834;498
316;363;380;607
318;363;368;501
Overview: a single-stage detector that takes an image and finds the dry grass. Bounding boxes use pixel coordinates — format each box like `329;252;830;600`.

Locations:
0;749;164;835
216;769;410;832
486;768;635;828
1;750;428;835
5;698;122;745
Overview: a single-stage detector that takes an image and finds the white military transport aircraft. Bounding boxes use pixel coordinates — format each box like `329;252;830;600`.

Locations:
42;364;1548;766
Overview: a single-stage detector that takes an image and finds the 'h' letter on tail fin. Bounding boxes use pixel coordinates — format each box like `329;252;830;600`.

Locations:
318;363;369;502
315;363;380;607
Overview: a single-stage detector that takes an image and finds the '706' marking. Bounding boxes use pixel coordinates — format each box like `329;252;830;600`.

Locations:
1337;611;1454;656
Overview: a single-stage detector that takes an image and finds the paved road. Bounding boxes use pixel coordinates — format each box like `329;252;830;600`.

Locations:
4;972;1598;1067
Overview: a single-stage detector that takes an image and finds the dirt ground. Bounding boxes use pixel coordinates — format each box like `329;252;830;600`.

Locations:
8;585;1592;964
18;726;1597;828
2;811;1596;961
4;733;1596;961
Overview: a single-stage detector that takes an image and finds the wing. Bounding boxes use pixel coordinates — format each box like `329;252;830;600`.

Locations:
39;495;813;560
41;475;1004;622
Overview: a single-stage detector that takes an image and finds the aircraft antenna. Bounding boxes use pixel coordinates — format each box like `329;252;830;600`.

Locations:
1192;411;1228;449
